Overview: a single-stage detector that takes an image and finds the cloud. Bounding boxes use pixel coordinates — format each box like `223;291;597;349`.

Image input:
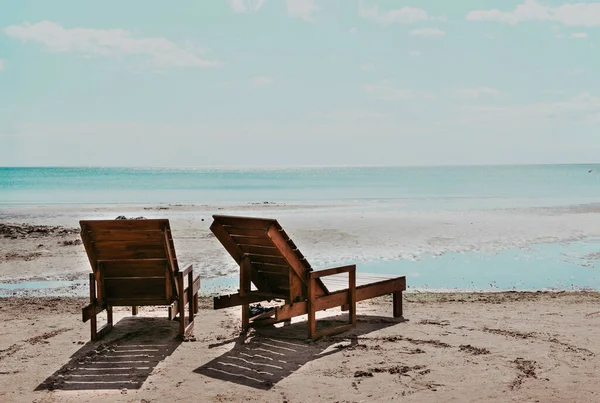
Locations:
322;111;388;120
570;32;588;39
409;50;421;57
227;0;266;13
364;82;435;100
0;59;3;71
409;28;445;37
251;76;274;87
359;63;375;71
569;67;585;75
359;1;445;25
466;0;600;27
4;21;218;68
286;0;319;22
456;93;600;128
450;87;501;100
349;27;358;34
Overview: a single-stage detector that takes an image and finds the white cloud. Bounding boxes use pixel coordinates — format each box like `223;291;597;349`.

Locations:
364;82;435;101
322;111;388;120
451;87;501;100
286;0;319;22
359;63;375;71
570;32;588;39
456;93;600;128
569;67;585;75
409;28;445;37
409;50;421;57
227;0;266;13
349;27;358;34
466;0;600;27
4;21;218;68
0;59;3;71
359;1;445;25
251;76;274;87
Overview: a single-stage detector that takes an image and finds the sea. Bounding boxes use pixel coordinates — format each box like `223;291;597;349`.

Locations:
1;165;600;294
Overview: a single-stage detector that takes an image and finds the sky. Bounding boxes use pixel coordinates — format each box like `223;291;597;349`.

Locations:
1;0;599;167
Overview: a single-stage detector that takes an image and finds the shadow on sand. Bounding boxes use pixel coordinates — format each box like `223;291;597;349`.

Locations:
36;317;182;391
195;313;405;390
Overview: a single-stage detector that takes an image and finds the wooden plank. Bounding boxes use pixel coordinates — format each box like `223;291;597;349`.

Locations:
249;254;288;265
213;215;275;229
355;277;406;301
314;290;350;311
213;291;285;309
80;219;167;231
257;270;288;277
82;303;105;322
231;236;274;246
104;278;166;299
210;221;243;263
102;260;167;278
162;226;178;301
88;230;164;242
105;297;171;306
93;240;167;260
267;226;328;297
222;226;269;237
310;265;356;279
275;301;308;321
251;262;289;272
238;244;280;256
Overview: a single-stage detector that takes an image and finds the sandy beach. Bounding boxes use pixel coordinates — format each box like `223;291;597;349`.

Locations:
1;204;600;401
0;292;599;402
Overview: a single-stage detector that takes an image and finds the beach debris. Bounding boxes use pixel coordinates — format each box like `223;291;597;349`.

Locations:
115;216;147;220
0;223;77;239
59;239;82;246
511;358;538;389
459;344;491;355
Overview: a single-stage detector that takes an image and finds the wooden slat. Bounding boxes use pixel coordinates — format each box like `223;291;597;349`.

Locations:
249;254;288;265
87;230;164;242
213;215;275;229
267;226;328;296
105;297;171;306
275;301;308;321
210;221;243;263
222;226;269;237
213;291;285;309
257;270;288;277
104;278;167;300
238;244;281;256
101;260;167;278
80;219;167;231
93;239;166;260
310;264;355;279
232;236;274;246
250;262;290;272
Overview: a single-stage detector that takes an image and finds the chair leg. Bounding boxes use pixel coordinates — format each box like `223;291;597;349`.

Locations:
393;291;403;317
132;306;138;316
241;303;250;332
178;275;185;337
187;272;194;327
89;273;98;341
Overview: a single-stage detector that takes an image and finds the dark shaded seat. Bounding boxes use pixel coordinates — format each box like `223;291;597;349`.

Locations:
211;215;406;340
79;219;200;340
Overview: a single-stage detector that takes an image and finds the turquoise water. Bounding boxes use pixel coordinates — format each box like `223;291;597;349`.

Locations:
1;165;600;292
2;165;600;209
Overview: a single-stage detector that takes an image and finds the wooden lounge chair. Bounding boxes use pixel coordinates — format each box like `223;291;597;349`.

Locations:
211;215;406;340
79;219;200;341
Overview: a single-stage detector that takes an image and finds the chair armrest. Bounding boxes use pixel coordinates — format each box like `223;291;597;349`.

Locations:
310;264;356;279
178;263;194;277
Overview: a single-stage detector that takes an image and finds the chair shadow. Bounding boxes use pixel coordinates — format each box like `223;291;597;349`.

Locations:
194;313;405;390
35;317;182;391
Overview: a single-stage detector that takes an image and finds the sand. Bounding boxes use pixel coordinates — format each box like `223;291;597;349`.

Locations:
0;293;599;402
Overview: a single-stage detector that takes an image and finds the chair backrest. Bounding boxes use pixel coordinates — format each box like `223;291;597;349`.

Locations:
210;215;329;302
79;219;179;306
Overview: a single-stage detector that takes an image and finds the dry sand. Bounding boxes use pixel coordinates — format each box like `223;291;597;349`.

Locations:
0;292;599;402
